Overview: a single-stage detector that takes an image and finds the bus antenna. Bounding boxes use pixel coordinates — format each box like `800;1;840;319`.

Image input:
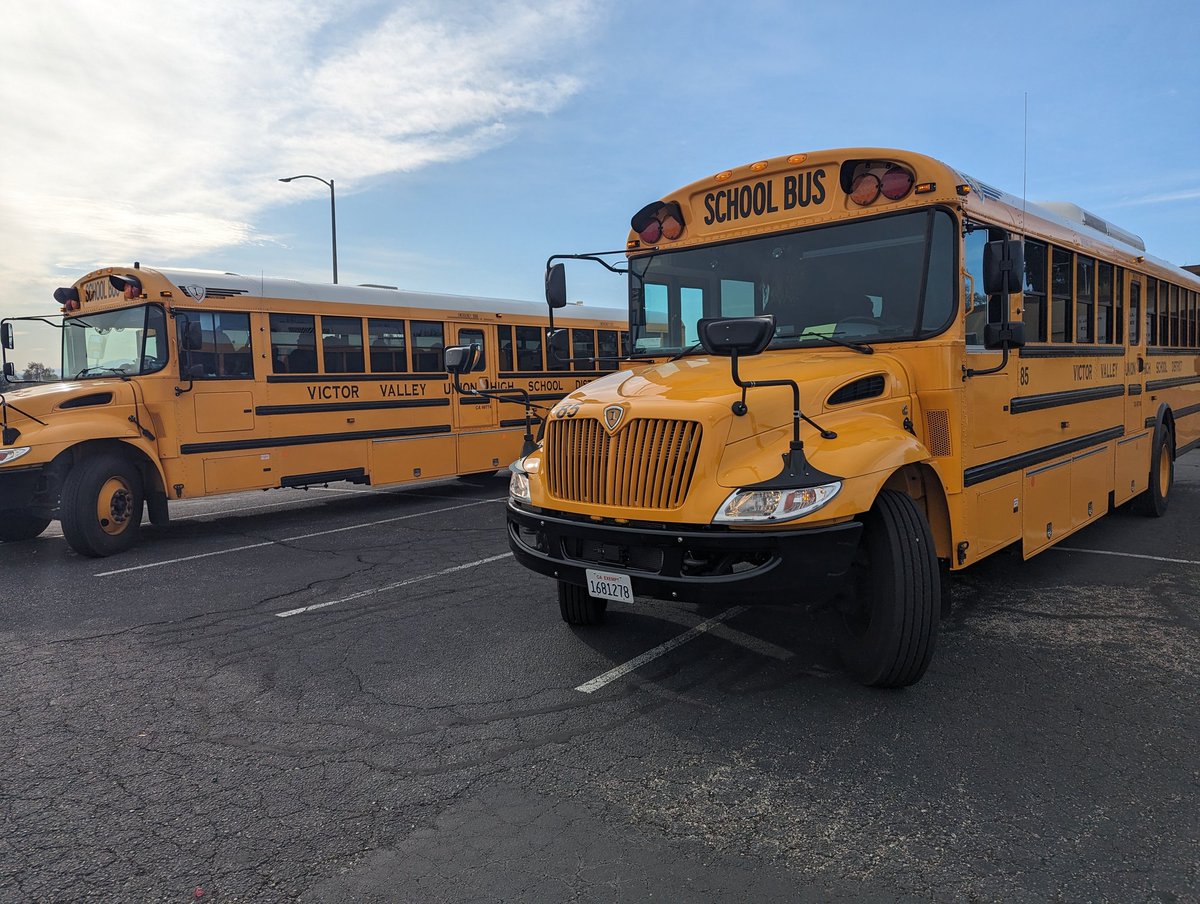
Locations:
1022;91;1029;230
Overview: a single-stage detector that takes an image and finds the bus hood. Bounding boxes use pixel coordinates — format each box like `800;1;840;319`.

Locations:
1;379;129;426
574;352;912;444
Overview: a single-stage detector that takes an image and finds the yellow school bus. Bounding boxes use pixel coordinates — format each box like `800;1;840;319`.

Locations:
503;147;1200;687
0;265;625;556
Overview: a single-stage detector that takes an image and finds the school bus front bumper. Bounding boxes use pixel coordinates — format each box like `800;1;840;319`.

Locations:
0;462;51;511
507;503;862;606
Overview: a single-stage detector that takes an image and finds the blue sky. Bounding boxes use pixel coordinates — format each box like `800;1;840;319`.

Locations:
2;0;1198;366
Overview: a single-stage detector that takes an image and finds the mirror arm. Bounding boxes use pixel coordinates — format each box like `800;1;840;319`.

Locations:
450;374;543;456
728;350;836;441
963;343;1011;379
545;251;630;277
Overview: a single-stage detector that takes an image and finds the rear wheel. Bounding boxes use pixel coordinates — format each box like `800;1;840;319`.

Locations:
0;510;51;542
837;490;939;688
558;580;607;626
1132;426;1173;517
60;453;145;557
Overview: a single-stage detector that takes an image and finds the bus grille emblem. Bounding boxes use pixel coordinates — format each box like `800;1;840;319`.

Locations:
603;405;624;432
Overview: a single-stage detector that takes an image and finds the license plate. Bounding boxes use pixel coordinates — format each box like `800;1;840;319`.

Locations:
585;568;633;603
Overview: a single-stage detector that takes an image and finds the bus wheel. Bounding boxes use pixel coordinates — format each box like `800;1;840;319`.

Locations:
60;453;145;557
0;510;51;542
837;490;939;689
558;580;607;626
1132;427;1173;518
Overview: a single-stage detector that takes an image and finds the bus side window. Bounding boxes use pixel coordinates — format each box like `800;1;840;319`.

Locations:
411;320;445;372
1128;279;1141;346
1017;240;1046;340
181;311;253;378
545;328;569;371
597;330;618;371
1051;247;1074;343
270;313;316;374
515;326;543;371
963;226;1004;345
1145;277;1158;346
497;326;514;371
368;318;407;373
572;329;595;371
322;316;364;373
1076;256;1095;343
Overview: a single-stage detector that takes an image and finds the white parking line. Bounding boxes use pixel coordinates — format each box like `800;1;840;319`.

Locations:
274;552;513;617
1053;546;1200;566
575;606;749;694
95;497;507;577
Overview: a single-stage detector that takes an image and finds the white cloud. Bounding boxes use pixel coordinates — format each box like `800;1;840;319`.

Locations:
0;0;592;327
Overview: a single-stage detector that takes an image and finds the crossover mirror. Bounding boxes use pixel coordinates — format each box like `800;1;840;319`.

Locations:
697;315;776;358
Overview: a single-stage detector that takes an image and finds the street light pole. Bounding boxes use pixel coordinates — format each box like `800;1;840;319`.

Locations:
279;174;338;284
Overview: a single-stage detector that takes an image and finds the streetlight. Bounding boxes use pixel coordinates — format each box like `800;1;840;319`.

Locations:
279;174;338;284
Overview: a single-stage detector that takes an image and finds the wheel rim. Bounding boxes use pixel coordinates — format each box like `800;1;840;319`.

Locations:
1158;445;1171;497
97;476;134;535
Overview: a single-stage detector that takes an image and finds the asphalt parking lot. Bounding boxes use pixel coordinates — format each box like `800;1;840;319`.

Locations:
2;461;1198;903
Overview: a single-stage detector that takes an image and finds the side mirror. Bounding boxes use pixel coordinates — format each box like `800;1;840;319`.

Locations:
697;316;776;358
444;344;480;375
983;239;1025;295
3;361;14;380
186;363;205;379
545;263;567;310
181;320;203;351
548;328;569;364
1;322;12;350
983;321;1026;350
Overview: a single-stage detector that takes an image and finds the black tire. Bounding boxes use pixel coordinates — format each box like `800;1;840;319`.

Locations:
837;490;940;689
0;510;51;542
1131;426;1173;518
558;580;607;626
60;453;145;557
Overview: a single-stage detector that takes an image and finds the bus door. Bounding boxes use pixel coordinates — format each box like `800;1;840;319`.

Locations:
173;310;269;495
452;324;499;430
962;225;1014;454
1116;272;1149;504
452;322;515;476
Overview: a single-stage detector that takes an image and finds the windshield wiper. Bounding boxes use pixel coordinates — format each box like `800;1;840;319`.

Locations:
795;331;874;355
74;366;130;379
667;341;704;362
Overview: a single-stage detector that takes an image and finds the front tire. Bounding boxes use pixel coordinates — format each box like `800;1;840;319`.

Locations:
60;453;145;557
0;510;51;542
558;580;607;626
837;490;939;688
1132;426;1173;518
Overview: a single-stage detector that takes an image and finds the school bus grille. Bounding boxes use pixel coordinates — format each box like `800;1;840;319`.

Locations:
546;417;702;509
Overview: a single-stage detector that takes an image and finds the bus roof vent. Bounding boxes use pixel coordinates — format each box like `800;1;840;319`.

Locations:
1036;201;1146;252
359;284;399;290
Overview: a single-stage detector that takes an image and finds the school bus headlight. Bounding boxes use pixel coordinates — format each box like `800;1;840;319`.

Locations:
509;462;531;502
0;446;32;466
713;482;841;524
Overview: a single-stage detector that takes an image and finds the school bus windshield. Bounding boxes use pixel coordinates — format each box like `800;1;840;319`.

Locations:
629;207;957;355
63;304;168;378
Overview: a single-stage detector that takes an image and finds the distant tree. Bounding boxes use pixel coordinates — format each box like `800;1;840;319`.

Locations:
21;362;58;382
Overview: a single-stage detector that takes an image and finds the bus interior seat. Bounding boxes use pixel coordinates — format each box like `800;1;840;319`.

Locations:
287;346;317;373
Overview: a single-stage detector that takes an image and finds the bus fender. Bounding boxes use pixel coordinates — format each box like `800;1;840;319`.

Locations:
808;425;951;559
1149;402;1175;453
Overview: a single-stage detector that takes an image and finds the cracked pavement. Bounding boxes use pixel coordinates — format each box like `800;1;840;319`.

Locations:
1;468;1198;902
